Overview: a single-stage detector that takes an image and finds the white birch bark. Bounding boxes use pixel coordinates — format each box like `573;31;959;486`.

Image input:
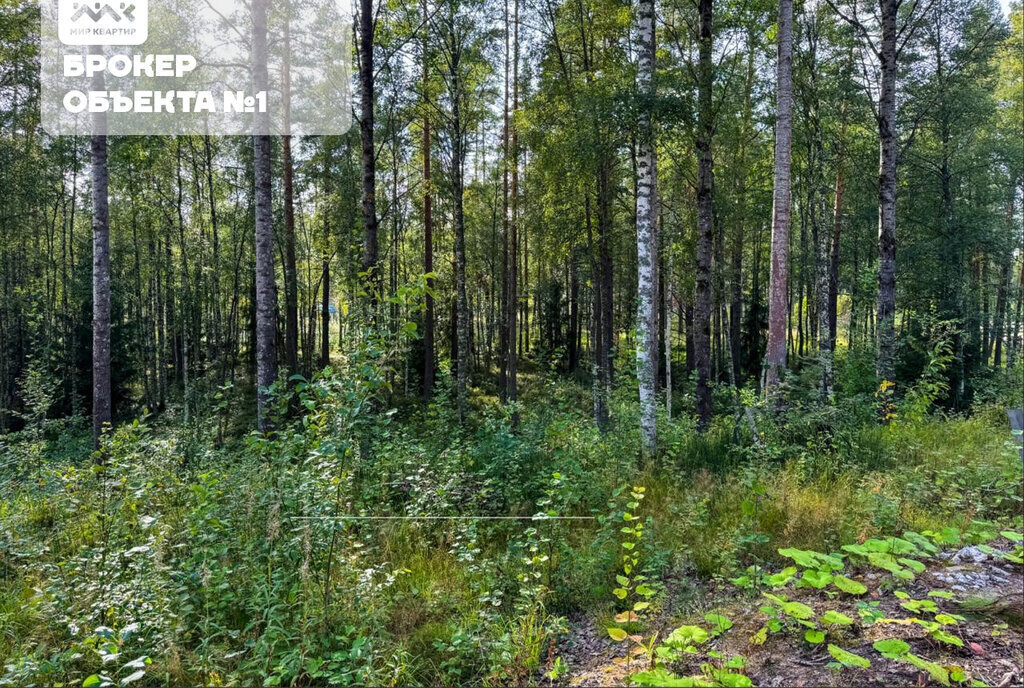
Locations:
764;0;794;394
635;0;657;455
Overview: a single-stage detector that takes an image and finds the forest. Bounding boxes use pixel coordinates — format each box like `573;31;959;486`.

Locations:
1;0;1023;684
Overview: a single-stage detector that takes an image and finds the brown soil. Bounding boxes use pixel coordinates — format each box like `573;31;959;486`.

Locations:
561;546;1024;687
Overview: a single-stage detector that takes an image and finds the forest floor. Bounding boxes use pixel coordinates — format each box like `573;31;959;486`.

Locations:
561;541;1024;687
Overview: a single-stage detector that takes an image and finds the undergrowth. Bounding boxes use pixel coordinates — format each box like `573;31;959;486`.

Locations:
0;356;1021;687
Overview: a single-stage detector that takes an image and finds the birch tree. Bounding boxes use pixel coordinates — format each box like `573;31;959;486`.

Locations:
91;51;111;449
252;0;278;433
764;0;794;394
694;0;714;429
635;0;658;454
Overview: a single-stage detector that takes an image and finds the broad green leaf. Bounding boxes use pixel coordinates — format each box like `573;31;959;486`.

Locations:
799;570;833;589
704;613;733;634
828;644;871;669
664;625;709;649
607;627;628;642
832;575;867;595
872;638;910;658
930;629;963;647
805;630;825;644
898;557;926;573
904;653;950;686
822;610;854;626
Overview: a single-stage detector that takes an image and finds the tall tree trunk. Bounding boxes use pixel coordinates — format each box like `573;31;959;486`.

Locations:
283;19;299;376
450;62;470;422
421;0;435;398
875;0;898;383
694;0;715;430
508;0;519;424
500;0;510;403
569;244;579;373
731;32;754;387
635;0;657;454
664;242;673;417
764;0;793;395
204;136;224;388
253;0;278;433
586;192;609;429
829;116;846;349
91;58;111;450
806;22;832;400
321;150;331;369
359;0;379;316
598;159;615;412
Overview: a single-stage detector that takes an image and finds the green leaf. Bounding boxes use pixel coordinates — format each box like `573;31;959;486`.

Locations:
714;671;753;687
898;557;926;573
607;627;628;642
83;676;102;688
867;552;905;575
634;601;650;611
805;630;825;644
904;653;950;686
704;613;733;634
828;644;871;669
872;638;910;658
664;625;709;649
616;575;630;586
631;668;713;687
822;610;854;626
930;629;964;647
766;566;798;587
901;599;939;614
779;548;843;570
777;599;814;620
832;575;868;595
928;590;955;600
613;587;627;599
799;570;834;589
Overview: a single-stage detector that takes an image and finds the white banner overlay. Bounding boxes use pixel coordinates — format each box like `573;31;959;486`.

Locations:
41;0;353;135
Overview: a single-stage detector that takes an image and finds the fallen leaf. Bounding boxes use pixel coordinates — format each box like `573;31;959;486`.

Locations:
969;642;985;656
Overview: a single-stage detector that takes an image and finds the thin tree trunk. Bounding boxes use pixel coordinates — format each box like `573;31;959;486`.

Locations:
321;150;332;369
283;18;299;377
765;0;793;395
635;0;657;454
90;57;111;449
731;33;754;387
876;0;898;383
694;0;715;430
829;116;846;350
508;0;520;424
421;0;435;398
359;0;379;316
253;0;278;433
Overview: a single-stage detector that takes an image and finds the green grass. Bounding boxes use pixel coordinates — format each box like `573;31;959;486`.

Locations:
0;372;1020;686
